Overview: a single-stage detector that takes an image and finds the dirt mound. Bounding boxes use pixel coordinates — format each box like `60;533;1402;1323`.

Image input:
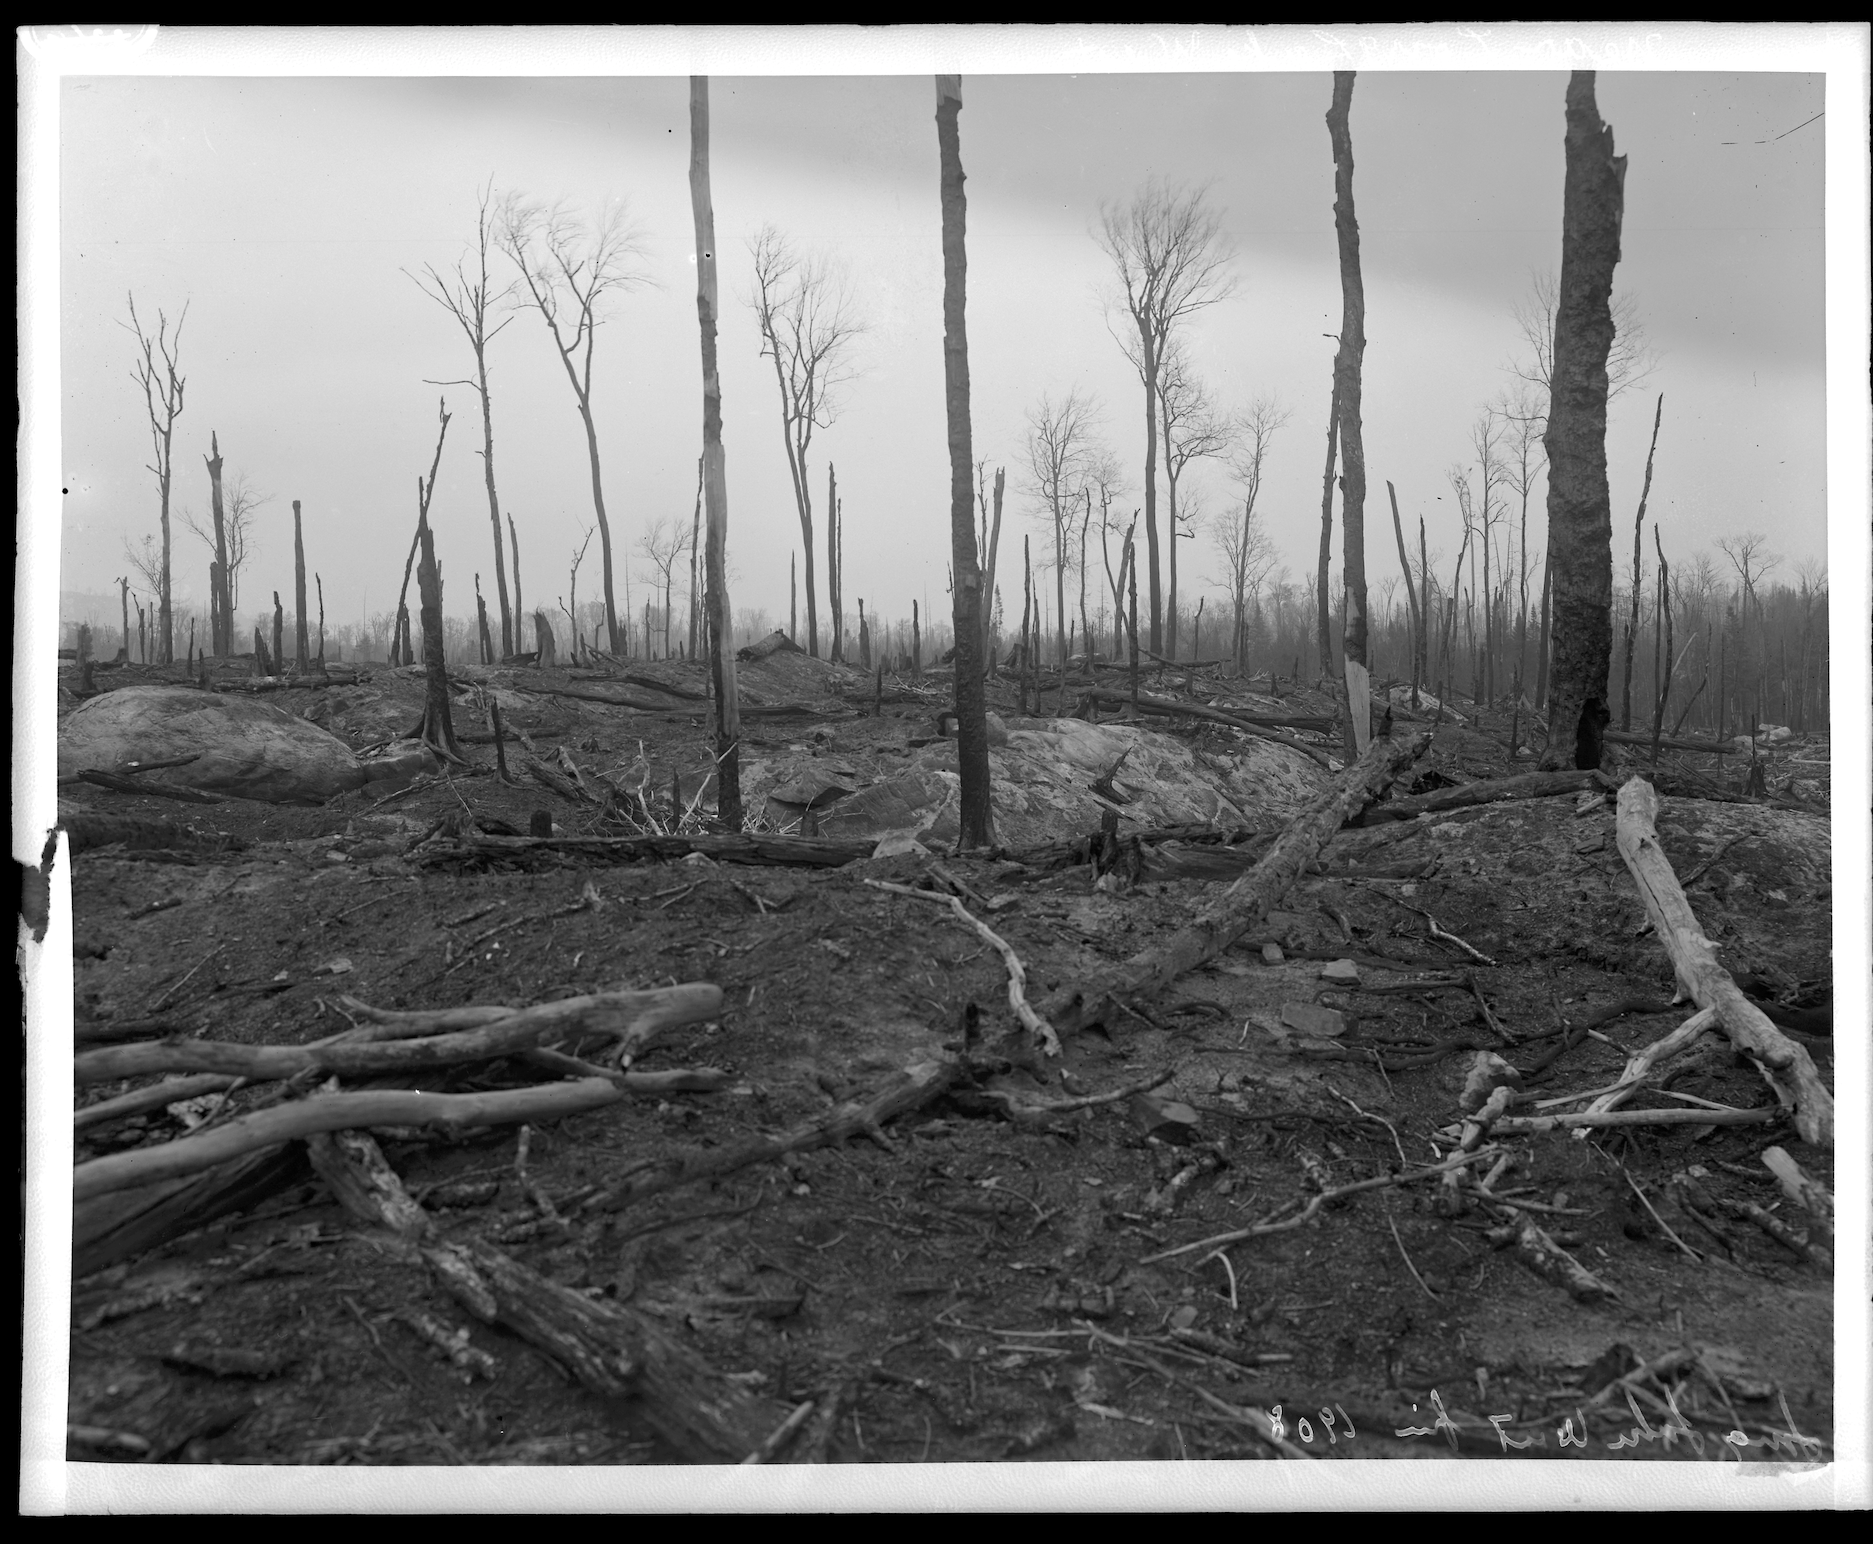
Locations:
58;685;434;804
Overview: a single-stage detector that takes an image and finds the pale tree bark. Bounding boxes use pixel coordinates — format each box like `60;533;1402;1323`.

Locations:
500;195;644;654
1327;72;1370;756
689;77;743;827
1540;71;1627;771
936;75;994;849
124;294;187;664
1096;179;1237;655
410;183;516;656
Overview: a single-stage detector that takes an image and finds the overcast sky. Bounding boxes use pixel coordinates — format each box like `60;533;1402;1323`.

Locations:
54;53;1832;642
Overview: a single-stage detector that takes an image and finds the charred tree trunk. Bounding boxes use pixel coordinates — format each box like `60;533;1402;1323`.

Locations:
827;462;842;664
1540;72;1626;771
690;76;744;828
476;576;495;665
271;591;284;675
316;573;326;664
981;466;1005;664
1389;482;1422;709
1619;392;1665;731
415;510;462;762
1315;373;1342;685
205;432;230;657
1328;70;1370;757
936;75;994;848
292;499;310;672
507;514;524;644
1649;526;1673;766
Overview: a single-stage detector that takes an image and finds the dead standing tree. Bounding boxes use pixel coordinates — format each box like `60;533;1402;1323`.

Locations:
689;77;743;826
1024;388;1098;676
410;181;519;657
194;432;230;656
500;194;645;654
976;461;1006;662
936;76;994;849
1540;72;1627;771
123;294;188;664
748;225;865;661
639;518;693;660
1327;71;1372;757
1619;392;1665;730
1096;177;1236;656
1155;338;1232;660
410;400;464;763
291;499;310;671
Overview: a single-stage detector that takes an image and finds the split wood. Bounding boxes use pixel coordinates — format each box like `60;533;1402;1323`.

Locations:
75;983;720;1086
1139;1144;1499;1263
303;1128;791;1461
1041;730;1431;1036
1614;777;1832;1146
866;878;1062;1057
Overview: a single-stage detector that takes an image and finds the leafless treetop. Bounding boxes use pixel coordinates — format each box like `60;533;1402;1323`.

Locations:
408;180;517;387
1023;387;1101;522
747;224;866;441
498;193;650;400
122;292;188;476
1095;175;1237;374
1508;268;1661;403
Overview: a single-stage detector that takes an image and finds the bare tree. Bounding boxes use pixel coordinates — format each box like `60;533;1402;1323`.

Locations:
1493;385;1546;706
123;294;188;664
1327;71;1372;753
936;76;994;849
563;524;595;664
1511;267;1659;402
1219;395;1289;672
1024;388;1099;673
1469;410;1511;705
499;194;647;654
182;466;267;644
639;517;694;660
410;180;518;656
747;224;865;660
1095;176;1237;654
1155;339;1232;659
1540;71;1626;772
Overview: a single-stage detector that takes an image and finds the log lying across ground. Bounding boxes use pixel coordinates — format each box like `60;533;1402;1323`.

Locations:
306;1129;792;1462
1349;768;1612;826
75;983;722;1086
416;832;876;869
1078;685;1336;768
1040;730;1432;1035
1614;776;1833;1147
1602;728;1734;754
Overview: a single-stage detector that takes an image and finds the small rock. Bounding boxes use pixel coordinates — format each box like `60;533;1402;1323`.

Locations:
528;809;553;838
1460;1051;1525;1114
1280;1002;1348;1038
1320;958;1359;984
872;831;930;859
1261;942;1285;965
984;712;1010;747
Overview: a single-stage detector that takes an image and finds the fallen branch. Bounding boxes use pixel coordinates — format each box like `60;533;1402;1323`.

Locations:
1139;1145;1499;1264
1570;1006;1719;1131
585;1050;963;1214
1715;1196;1831;1267
1042;732;1433;1037
867;880;1061;1057
1760;1145;1833;1243
1482;1106;1774;1137
76;769;225;804
304;1128;790;1460
76;983;722;1086
415;832;874;870
74;1077;634;1200
1349;768;1610;827
75;1073;242;1132
1614;776;1832;1146
1603;728;1734;754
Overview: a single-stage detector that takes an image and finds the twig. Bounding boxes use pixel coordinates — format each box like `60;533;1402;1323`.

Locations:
146;944;223;1013
867;879;1062;1057
1139;1148;1500;1263
1200;1249;1239;1311
1395;902;1497;966
1383;1207;1442;1302
1615;1161;1702;1262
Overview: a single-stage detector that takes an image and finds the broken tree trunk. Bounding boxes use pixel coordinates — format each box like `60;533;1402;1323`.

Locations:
1613;775;1832;1146
1327;71;1371;760
415;500;464;764
1540;72;1626;771
1041;730;1432;1034
413;832;873;870
1620;392;1664;732
533;608;558;671
292;499;310;671
689;76;744;829
271;591;285;676
1389;482;1423;708
937;75;995;848
1350;767;1610;826
305;1127;791;1461
1078;686;1334;769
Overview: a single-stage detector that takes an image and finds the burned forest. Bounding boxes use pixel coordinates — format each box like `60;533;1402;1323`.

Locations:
33;55;1844;1494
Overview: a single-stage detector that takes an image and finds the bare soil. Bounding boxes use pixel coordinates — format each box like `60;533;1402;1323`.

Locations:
55;656;1835;1468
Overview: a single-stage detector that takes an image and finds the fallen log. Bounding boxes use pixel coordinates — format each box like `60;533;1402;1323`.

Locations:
1040;731;1432;1035
72;1143;311;1280
1483;1106;1775;1136
1603;728;1733;754
76;768;226;804
75;1073;242;1132
1349;768;1611;826
59;813;246;857
74;1077;636;1200
303;1129;792;1461
569;670;710;702
1614;776;1832;1147
585;1049;962;1213
737;629;804;662
75;983;722;1087
1078;685;1336;768
416;832;875;870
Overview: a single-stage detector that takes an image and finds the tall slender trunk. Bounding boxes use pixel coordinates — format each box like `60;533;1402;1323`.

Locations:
1316;373;1342;684
689;77;742;826
205;433;230;657
573;405;620;654
827;461;841;662
476;351;513;657
1540;71;1625;771
1140;329;1163;655
936;75;994;848
1387;482;1421;708
1327;70;1369;755
1619;391;1665;731
1417;514;1431;708
981;468;1005;661
507;513;524;652
292;499;309;671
